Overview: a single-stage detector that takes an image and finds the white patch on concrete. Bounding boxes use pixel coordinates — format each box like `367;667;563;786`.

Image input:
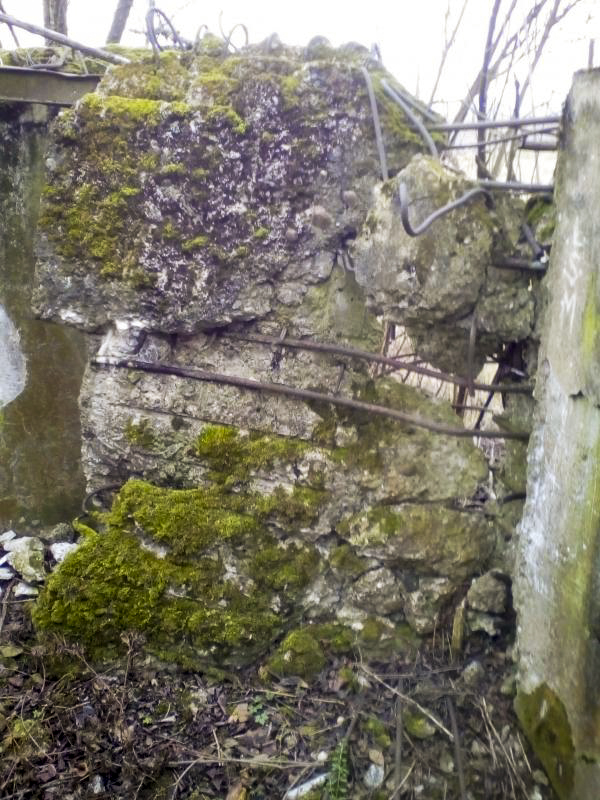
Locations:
558;218;585;334
0;304;26;408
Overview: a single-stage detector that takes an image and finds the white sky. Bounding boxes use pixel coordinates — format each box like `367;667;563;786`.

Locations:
2;0;599;118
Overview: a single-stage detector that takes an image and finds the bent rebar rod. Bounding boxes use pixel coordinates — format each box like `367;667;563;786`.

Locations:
92;357;529;441
398;183;492;237
146;7;190;53
381;79;439;158
360;66;388;181
0;12;130;64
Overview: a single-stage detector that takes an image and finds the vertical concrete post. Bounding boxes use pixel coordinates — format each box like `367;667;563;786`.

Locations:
515;69;600;799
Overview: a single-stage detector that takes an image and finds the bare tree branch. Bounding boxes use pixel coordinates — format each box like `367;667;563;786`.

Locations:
429;0;470;106
452;0;550;128
477;0;503;178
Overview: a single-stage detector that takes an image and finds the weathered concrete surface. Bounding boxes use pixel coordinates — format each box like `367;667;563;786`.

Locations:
515;69;600;799
0;103;86;526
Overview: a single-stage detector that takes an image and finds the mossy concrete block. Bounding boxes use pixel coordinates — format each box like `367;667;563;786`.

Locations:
35;402;495;660
33;43;428;334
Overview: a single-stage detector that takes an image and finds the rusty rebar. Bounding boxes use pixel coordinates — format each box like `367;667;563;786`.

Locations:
224;332;533;394
398;183;492;237
92;356;529;441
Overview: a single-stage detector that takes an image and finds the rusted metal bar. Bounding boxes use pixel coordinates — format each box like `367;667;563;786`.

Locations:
492;257;547;273
224;332;533;394
443;126;558;150
382;79;439;158
478;179;553;193
360;66;389;180
91;356;529;440
519;138;558;151
398;183;491;237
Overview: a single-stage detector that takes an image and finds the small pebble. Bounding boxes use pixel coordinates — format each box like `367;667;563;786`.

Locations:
439;750;454;774
14;582;39;597
462;659;485;686
363;763;385;789
50;541;79;563
0;530;17;544
89;775;104;794
532;769;549;786
0;567;14;580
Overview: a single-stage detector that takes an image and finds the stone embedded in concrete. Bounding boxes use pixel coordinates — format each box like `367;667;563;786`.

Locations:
466;570;509;614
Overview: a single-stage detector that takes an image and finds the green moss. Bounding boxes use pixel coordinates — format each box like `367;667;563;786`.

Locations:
525;196;556;242
34;523;278;665
267;622;360;679
252;226;269;240
267;628;326;678
250;537;319;591
205;104;247;134
108;480;261;558
158;162;186;178
161;220;179;240
182;235;209;252
328;543;367;577
363;716;392;749
194;424;310;486
404;711;436;739
80;93;163;124
515;684;575;799
34;479;321;665
2;716;50;758
125;418;156;449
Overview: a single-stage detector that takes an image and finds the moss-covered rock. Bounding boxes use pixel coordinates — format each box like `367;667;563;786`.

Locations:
34;478;322;666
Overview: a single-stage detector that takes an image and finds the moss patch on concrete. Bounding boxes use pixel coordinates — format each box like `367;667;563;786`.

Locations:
515;684;575;800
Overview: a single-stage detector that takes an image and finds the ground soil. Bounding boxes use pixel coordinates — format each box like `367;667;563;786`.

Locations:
0;582;554;800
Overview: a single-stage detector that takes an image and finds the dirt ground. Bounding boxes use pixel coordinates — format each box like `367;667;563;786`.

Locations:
0;581;554;800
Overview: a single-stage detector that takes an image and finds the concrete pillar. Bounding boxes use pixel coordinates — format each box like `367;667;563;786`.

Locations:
515;69;600;799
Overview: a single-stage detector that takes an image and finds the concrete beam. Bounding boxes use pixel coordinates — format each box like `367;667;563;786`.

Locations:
0;66;100;106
